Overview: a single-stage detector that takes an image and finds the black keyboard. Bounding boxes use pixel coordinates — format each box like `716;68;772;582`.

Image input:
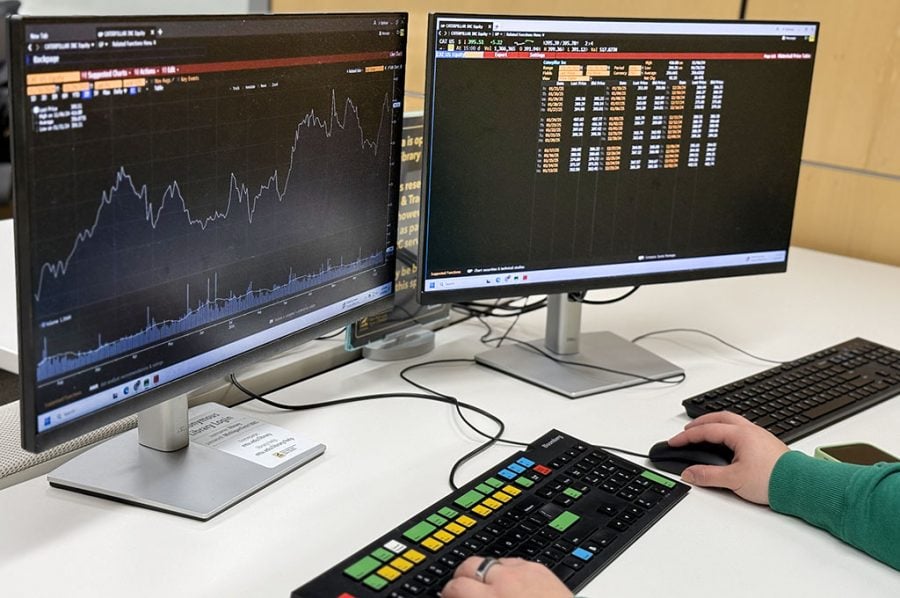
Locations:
292;429;688;597
683;337;900;443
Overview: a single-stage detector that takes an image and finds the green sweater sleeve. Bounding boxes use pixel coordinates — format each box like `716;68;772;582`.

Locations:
768;450;900;570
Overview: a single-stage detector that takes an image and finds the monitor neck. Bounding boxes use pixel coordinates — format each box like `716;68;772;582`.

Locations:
137;395;189;452
545;293;581;355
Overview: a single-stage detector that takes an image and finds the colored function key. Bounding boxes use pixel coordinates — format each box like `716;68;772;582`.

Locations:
507;462;526;474
344;556;381;581
454;490;485;509
534;464;552;475
516;456;535;468
426;514;448;527
549;511;580;532
641;470;676;488
402;549;426;564
370;547;394;562
362;575;388;591
403;521;437;542
438;506;459;519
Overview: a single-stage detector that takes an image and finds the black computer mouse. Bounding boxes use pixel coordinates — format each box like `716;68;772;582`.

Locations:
648;440;735;476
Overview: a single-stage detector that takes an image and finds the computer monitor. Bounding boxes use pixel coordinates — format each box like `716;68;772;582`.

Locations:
11;12;407;518
420;15;817;397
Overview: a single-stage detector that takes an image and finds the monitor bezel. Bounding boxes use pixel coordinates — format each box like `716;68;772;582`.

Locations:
418;13;818;305
11;12;408;452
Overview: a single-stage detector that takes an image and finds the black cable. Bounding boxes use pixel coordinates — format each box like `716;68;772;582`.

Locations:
568;286;639;305
630;328;788;365
315;327;346;340
230;366;528;490
453;296;547;318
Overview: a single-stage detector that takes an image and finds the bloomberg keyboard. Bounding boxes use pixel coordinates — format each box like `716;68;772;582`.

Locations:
292;429;688;597
683;337;900;443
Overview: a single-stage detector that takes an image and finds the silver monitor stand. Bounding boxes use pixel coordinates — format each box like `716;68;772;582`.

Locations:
475;293;683;398
47;395;324;520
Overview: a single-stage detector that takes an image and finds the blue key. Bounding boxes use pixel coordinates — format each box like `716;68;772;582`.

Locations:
507;462;526;474
498;469;516;480
516;457;535;468
571;547;593;561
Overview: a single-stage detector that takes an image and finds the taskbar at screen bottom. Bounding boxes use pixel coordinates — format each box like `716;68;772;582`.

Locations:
423;250;786;294
35;281;392;433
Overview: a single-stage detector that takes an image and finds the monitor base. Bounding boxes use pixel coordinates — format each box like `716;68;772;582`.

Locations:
362;326;436;361
475;331;683;398
47;403;325;520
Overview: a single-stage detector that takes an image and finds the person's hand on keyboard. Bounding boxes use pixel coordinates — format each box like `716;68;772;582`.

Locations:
667;411;789;504
442;556;573;598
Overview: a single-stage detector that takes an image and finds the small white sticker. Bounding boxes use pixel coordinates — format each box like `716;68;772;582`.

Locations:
188;403;316;468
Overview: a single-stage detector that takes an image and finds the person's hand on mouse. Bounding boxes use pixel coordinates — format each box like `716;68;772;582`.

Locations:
667;411;789;504
441;557;572;598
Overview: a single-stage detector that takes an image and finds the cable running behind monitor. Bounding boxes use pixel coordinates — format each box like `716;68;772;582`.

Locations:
420;15;818;397
11;13;407;518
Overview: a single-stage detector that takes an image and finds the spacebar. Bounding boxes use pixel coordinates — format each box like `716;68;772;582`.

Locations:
802;395;856;420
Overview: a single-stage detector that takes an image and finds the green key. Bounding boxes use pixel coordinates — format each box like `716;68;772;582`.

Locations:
438;506;459;519
363;574;389;591
642;470;675;488
344;555;381;580
563;487;583;500
454;489;485;509
515;476;534;488
475;483;494;495
426;513;448;527
484;477;504;488
370;547;394;562
403;520;437;542
549;511;580;532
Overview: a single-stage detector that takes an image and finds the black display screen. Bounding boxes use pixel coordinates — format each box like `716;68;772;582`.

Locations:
12;13;407;449
420;16;817;302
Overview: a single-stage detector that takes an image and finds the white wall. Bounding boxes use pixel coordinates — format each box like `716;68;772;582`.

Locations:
18;1;267;15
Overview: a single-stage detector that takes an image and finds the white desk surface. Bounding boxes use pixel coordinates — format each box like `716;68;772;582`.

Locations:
1;247;899;597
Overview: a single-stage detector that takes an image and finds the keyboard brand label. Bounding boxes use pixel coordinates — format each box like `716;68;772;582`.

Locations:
541;434;565;449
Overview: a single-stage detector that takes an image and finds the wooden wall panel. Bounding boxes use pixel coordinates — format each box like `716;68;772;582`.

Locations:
746;0;900;176
272;1;740;94
748;0;900;265
792;165;900;266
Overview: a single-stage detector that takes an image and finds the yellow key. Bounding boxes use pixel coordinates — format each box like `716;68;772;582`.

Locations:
434;529;455;543
456;515;477;528
492;491;512;503
403;549;426;564
483;498;502;510
390;557;414;572
376;565;401;581
421;537;444;552
502;485;522;496
472;504;492;517
445;522;466;535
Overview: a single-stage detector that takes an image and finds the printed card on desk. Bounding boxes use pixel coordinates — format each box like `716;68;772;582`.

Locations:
188;402;320;468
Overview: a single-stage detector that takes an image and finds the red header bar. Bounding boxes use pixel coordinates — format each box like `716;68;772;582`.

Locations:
470;51;812;60
79;50;401;81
